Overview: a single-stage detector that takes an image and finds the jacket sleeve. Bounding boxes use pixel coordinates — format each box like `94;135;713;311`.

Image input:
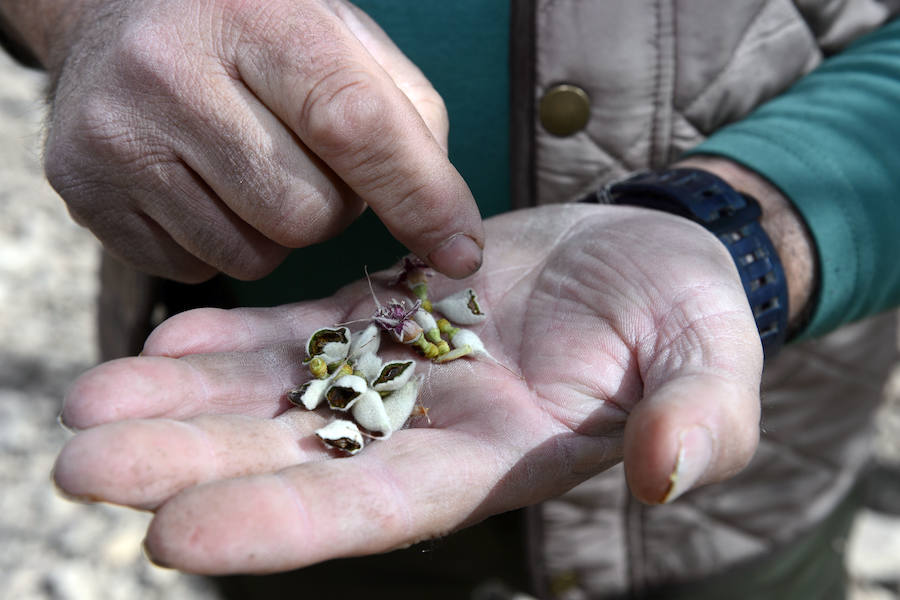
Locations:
686;17;900;341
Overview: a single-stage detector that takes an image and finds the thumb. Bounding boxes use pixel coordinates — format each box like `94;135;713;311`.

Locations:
624;365;762;505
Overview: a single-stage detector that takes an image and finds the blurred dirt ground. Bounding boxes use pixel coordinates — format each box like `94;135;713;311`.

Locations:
1;51;898;600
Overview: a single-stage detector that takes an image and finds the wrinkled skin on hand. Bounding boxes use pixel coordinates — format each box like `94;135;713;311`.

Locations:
53;205;763;574
44;0;483;281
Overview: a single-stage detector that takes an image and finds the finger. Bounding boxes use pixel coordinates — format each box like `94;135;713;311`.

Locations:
172;67;368;250
231;2;484;278
61;347;307;429
44;83;220;284
142;428;504;574
141;301;352;358
140;275;381;357
139;160;291;280
332;1;449;148
48;139;253;282
623;324;763;504
53;409;328;510
90;208;217;283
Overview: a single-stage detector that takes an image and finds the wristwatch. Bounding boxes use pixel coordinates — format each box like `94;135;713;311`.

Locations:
588;168;789;359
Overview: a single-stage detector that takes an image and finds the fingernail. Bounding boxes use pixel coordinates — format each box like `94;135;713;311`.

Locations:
142;538;172;569
661;426;713;504
426;234;483;279
50;471;103;505
56;411;78;434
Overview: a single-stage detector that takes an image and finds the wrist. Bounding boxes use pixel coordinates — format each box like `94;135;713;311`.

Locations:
675;156;818;334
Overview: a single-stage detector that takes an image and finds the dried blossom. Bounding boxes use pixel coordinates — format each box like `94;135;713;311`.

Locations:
291;272;503;457
305;327;351;365
351;389;392;437
349;323;381;357
287;378;329;410
372;298;424;343
383;377;423;432
433;289;487;325
325;374;368;411
372;360;415;392
353;351;383;383
413;309;442;344
315;420;364;455
388;256;432;288
435;329;492;363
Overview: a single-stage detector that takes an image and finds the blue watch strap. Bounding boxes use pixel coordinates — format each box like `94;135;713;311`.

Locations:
595;168;789;359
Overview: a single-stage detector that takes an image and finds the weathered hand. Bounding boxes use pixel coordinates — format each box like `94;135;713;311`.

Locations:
54;205;762;574
41;0;482;281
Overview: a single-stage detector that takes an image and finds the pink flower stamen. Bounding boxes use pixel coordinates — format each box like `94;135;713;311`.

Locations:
372;298;422;340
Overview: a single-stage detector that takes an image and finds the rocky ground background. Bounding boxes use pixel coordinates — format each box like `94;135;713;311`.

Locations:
1;51;899;599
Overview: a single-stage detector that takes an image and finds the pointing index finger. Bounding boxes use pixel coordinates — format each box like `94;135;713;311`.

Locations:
231;2;484;278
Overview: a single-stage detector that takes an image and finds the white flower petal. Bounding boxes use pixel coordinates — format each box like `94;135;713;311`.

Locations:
433;288;486;325
315;420;364;455
326;374;368;411
350;324;381;357
372;360;416;393
384;377;422;432
354;352;383;384
288;378;329;410
351;389;393;438
450;329;493;360
306;327;351;364
413;309;438;332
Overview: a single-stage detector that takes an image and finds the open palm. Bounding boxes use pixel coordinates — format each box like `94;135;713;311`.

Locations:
54;204;763;574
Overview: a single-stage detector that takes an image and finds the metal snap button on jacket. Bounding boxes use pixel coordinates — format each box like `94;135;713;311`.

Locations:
539;84;591;137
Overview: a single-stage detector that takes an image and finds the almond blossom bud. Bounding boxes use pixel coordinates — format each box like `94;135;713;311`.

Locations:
383;377;423;433
350;323;381;357
395;319;424;344
351;389;392;437
308;357;328;379
315;420;364;455
305;327;351;365
413;309;442;343
372;360;416;393
433;289;486;325
325;374;368;411
434;328;493;363
287;378;329;410
353;351;383;384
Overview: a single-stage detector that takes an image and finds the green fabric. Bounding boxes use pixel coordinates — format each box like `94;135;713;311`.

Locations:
689;18;900;340
227;1;510;307
353;0;511;219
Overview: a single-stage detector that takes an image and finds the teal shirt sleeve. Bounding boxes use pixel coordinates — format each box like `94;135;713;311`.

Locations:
687;18;900;340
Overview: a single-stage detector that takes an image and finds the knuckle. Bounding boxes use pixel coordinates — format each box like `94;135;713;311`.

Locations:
112;19;190;95
299;71;396;159
352;481;412;542
43;139;82;200
46;96;170;193
248;177;354;248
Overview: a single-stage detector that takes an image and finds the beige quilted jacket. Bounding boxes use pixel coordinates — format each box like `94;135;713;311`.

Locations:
514;1;900;597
